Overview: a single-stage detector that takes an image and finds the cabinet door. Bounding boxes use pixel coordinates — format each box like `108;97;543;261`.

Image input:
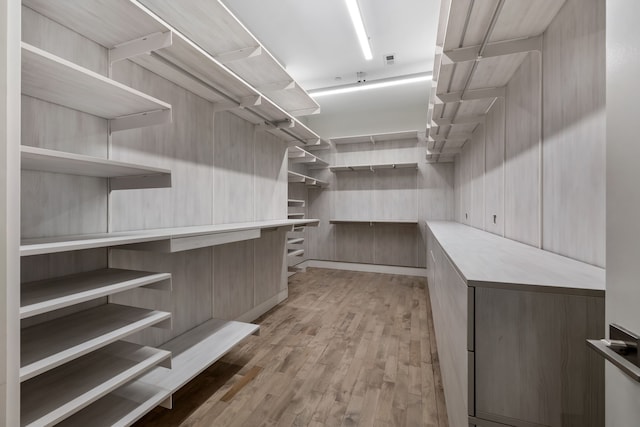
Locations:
474;287;603;427
428;237;469;427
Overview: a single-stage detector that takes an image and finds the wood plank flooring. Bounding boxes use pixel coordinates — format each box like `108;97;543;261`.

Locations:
134;268;448;427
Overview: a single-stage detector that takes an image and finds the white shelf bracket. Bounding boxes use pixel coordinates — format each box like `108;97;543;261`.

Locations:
109;109;172;133
370;136;376;145
277;119;295;129
442;35;543;64
214;46;262;64
240;95;262;109
109;31;173;64
436;86;506;103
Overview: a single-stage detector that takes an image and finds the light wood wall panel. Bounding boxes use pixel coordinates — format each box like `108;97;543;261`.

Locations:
254;130;287;220
373;168;417;220
374;224;418;267
335;224;375;264
470;124;485;230
213;240;255;320
484;99;505;236
307;187;334;261
504;53;541;247
111;60;214;231
542;0;605;267
213;112;255;224
254;228;287;303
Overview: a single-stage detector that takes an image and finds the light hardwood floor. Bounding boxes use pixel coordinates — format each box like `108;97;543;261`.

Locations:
135;268;448;427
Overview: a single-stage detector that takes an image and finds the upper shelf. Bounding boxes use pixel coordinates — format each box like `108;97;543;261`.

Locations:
137;0;320;117
287;171;328;188
330;162;418;172
21;219;320;256
21;145;172;190
288;146;329;169
330;219;419;225
21;42;171;130
427;0;565;162
332;130;422;146
23;0;323;146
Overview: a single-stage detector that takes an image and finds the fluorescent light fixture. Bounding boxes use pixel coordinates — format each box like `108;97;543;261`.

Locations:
309;73;432;98
345;0;373;60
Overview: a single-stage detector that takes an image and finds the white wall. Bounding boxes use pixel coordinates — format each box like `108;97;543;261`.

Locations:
453;0;605;267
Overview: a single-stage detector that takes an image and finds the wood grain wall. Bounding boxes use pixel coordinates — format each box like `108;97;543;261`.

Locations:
453;0;605;267
20;6;289;346
306;139;454;268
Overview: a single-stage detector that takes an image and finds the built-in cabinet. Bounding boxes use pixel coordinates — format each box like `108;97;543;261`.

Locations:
427;221;605;427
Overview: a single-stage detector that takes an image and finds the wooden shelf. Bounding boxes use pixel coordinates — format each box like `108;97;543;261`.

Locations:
21;303;171;382
21;42;171;123
136;0;320;117
287;213;305;219
331;130;421;145
20;219;320;256
21;268;171;319
330;162;418;172
22;0;323;146
139;318;259;394
288;171;328;187
302;138;331;151
287;238;304;245
21;341;170;427
288;146;329;168
330;219;419;225
287;199;305;207
56;380;171;427
427;0;565;162
21;146;172;190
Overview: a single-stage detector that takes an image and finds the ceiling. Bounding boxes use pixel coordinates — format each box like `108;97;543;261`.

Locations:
222;0;440;133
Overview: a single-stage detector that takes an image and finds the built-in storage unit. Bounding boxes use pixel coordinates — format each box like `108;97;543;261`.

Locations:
427;221;605;427
15;0;325;423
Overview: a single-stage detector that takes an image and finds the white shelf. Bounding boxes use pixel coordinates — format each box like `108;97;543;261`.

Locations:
330;162;418;172
22;0;323;146
21;146;171;190
288;146;329;168
139;318;259;393
288;249;304;257
21;268;171;319
21;303;171;382
137;0;320;117
20;219;320;256
287;238;304;245
287;171;328;187
331;130;421;145
21;42;171;122
56;380;171;427
287;213;305;219
21;341;171;427
302;138;332;151
329;219;419;225
287;199;305;207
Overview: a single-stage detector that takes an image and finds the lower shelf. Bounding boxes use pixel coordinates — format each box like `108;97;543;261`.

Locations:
21;341;171;427
138;318;259;394
56;380;171;427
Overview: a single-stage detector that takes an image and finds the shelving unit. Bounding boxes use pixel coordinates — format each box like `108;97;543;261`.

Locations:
21;303;171;382
330;219;419;225
21;146;172;190
288;146;329;169
21;268;171;319
330;162;418;172
23;0;323;146
287;171;328;187
331;130;421;145
426;0;565;163
21;219;320;256
21;341;171;427
135;0;320;117
287;199;305;207
138;318;259;394
21;42;171;131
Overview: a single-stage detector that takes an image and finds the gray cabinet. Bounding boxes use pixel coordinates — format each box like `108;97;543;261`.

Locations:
427;221;604;427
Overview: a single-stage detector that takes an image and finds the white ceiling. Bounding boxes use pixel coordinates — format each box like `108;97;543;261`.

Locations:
222;0;440;133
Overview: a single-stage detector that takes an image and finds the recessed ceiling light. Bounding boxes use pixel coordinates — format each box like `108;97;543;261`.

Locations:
309;73;432;97
345;0;373;61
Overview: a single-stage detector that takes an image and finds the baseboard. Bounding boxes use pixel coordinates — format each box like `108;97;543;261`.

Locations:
303;260;428;277
235;288;288;323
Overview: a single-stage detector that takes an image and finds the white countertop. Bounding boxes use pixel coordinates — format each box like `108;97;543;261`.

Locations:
427;221;605;295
